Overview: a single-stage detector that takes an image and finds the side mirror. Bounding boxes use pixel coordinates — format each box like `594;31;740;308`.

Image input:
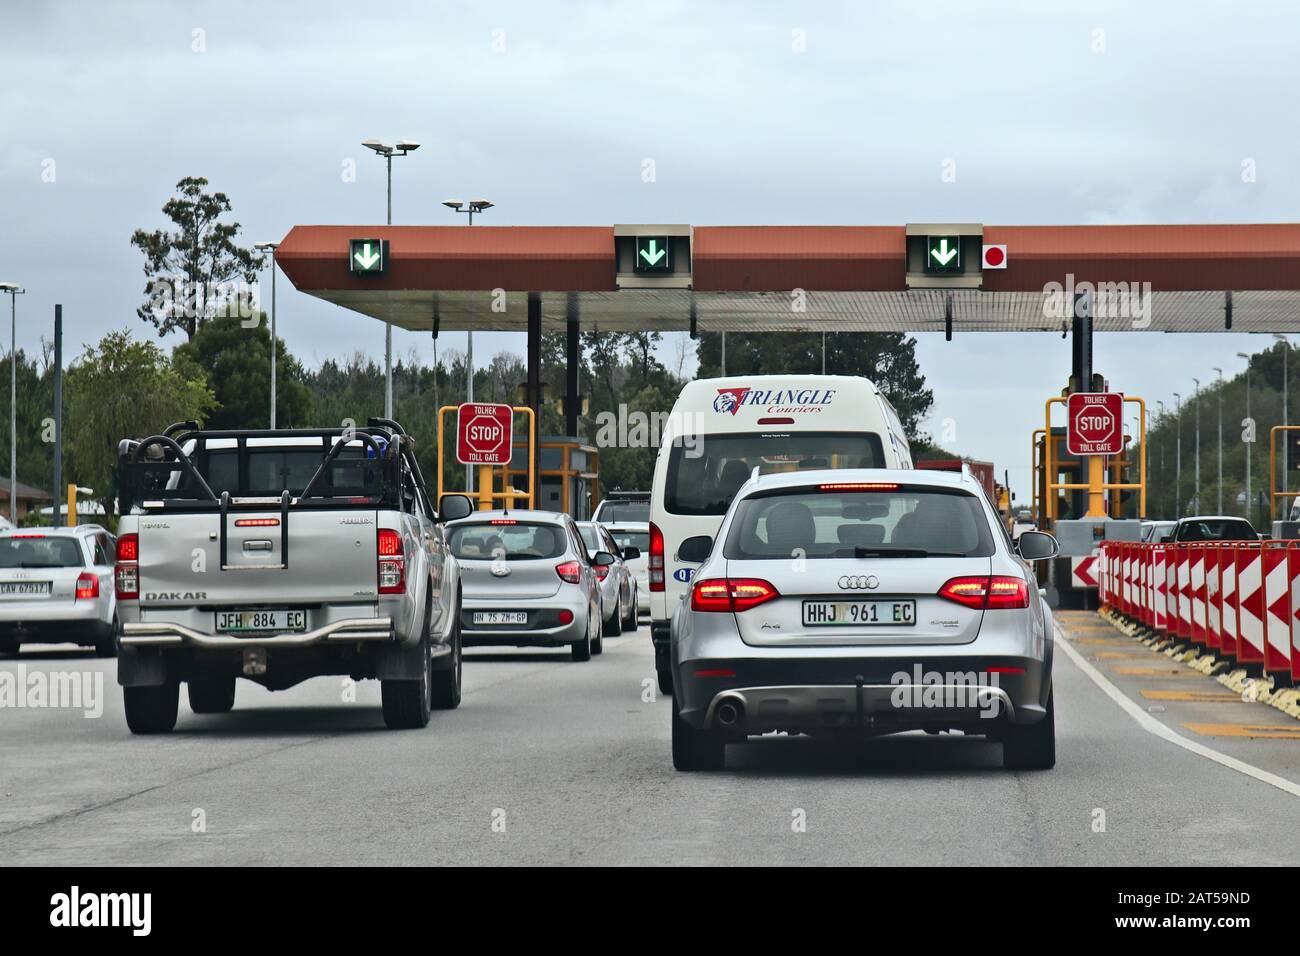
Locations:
1015;530;1059;562
621;545;641;561
678;535;714;563
437;494;473;522
593;551;617;567
1158;534;1173;544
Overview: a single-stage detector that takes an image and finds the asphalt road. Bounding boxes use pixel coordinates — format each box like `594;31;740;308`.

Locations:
3;611;1300;866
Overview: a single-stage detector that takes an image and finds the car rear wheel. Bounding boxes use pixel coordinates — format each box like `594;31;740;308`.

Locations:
570;609;593;662
672;692;724;771
382;631;433;729
1003;687;1055;770
431;610;462;711
602;594;622;637
188;677;236;714
124;682;179;735
621;591;636;631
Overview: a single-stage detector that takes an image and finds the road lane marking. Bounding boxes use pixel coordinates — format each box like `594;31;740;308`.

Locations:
1183;723;1300;740
1140;689;1244;703
1092;651;1155;659
1054;621;1300;800
1111;666;1205;678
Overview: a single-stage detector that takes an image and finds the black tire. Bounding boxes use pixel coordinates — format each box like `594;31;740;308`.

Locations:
621;590;636;631
571;608;593;662
672;692;724;771
124;682;179;735
188;677;236;714
93;624;116;659
0;636;18;659
382;632;432;729
657;667;673;696
602;594;622;637
1003;687;1056;770
431;607;462;711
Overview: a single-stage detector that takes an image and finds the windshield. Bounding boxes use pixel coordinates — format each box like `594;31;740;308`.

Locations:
724;487;995;560
609;530;649;552
1176;519;1257;542
1142;522;1175;542
0;536;85;568
448;522;568;561
665;431;886;516
596;501;650;522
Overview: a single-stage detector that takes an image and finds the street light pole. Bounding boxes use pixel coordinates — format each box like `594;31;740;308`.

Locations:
1192;377;1201;513
1213;367;1223;513
443;199;495;493
1275;334;1289;495
1173;392;1182;518
0;284;24;526
1238;352;1252;519
254;241;280;428
362;139;420;421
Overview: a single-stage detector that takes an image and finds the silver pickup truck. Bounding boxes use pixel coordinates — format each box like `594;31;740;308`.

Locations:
112;419;473;733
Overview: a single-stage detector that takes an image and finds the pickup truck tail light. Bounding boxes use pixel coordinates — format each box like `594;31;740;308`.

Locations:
690;577;779;612
75;572;99;600
649;522;664;592
377;529;405;594
937;575;1030;610
115;533;139;600
555;560;582;584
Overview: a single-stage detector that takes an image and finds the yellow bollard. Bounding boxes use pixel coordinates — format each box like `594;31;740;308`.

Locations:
66;483;77;527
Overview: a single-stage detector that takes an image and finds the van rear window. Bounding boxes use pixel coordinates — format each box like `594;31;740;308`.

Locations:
664;432;885;516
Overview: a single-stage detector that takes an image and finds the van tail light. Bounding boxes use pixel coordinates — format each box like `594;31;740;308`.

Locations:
75;572;99;601
690;578;779;613
555;561;583;584
649;522;665;592
377;529;405;594
938;575;1029;610
115;533;139;600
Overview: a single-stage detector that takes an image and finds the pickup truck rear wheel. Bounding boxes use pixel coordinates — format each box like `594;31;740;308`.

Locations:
124;682;179;735
430;613;462;711
382;632;433;729
188;677;236;714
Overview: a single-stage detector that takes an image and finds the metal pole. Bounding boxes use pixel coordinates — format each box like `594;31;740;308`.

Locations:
721;332;727;376
1215;369;1223;513
1245;369;1252;517
1284;341;1290;494
821;332;826;374
1193;378;1200;513
9;291;16;525
384;153;393;421
1174;393;1182;519
270;250;277;428
52;305;62;529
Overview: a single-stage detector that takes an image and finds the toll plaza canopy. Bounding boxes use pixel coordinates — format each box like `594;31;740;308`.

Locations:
276;223;1300;333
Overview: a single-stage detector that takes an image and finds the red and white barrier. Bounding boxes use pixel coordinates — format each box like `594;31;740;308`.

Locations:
1205;545;1221;651
1235;544;1266;666
1220;543;1239;656
1262;542;1292;677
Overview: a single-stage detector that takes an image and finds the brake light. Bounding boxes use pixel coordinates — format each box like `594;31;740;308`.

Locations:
115;533;139;600
694;668;736;678
818;482;899;491
649;522;665;592
937;575;1029;610
757;417;795;425
9;533;45;539
490;519;517;525
234;517;280;527
555;560;583;584
690;578;779;612
558;609;574;625
594;564;610;581
75;572;99;600
377;529;405;594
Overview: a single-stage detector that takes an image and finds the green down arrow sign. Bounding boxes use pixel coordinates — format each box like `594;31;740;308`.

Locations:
349;238;385;274
634;235;671;274
925;236;961;273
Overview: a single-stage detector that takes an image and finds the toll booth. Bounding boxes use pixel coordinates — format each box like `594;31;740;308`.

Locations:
505;436;600;519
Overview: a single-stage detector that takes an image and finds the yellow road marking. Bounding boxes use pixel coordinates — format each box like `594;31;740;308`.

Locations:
1111;666;1204;677
1141;690;1243;703
1183;723;1300;740
1069;636;1136;646
1094;652;1156;660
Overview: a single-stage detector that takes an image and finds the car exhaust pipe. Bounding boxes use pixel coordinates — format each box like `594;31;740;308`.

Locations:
715;697;744;728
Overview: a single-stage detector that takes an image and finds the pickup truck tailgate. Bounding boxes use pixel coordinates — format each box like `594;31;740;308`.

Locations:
137;510;379;606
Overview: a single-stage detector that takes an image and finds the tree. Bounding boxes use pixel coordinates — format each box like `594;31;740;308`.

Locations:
695;331;934;441
65;330;215;518
131;176;264;340
174;313;312;430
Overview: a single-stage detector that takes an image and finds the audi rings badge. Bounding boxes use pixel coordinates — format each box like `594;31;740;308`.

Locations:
837;574;879;590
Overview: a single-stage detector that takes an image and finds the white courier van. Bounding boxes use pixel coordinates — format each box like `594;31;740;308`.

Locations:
648;375;913;692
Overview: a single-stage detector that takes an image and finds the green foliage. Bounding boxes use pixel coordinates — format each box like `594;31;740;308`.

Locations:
0;347;56;506
174;313;312;430
65;330;215;516
130;176;264;340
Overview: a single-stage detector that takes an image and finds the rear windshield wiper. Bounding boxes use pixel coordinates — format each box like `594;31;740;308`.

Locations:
852;547;967;559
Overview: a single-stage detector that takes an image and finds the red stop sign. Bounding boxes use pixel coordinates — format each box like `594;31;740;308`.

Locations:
1067;392;1123;455
456;403;513;465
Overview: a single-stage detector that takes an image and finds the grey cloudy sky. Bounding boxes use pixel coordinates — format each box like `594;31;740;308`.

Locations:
2;0;1298;499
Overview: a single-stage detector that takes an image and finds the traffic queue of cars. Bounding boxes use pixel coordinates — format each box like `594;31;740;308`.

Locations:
1;374;1074;774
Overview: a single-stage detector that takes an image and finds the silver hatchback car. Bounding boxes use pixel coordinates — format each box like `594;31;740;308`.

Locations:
670;469;1059;771
449;510;614;661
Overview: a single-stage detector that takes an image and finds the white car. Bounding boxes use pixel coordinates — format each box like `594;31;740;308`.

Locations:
604;521;650;621
0;525;118;657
